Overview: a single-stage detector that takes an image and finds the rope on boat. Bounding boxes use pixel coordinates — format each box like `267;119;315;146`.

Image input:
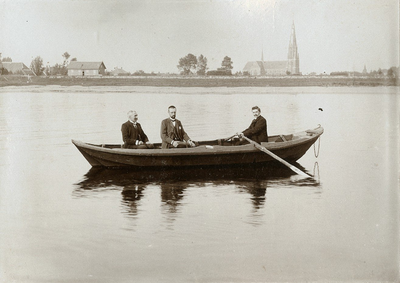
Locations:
313;136;321;158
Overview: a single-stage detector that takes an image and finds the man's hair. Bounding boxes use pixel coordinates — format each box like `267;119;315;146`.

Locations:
168;105;176;110
252;106;261;112
127;110;136;117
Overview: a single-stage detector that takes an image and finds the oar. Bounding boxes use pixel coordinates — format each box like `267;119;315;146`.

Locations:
224;134;238;141
241;135;310;177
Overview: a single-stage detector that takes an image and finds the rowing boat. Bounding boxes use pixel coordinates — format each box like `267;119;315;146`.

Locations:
72;125;323;168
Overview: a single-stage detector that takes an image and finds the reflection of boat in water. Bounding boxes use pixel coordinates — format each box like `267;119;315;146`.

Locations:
73;165;302;216
72;126;323;168
76;163;296;187
74;164;322;223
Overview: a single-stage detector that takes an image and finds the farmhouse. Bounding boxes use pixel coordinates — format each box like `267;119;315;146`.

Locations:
67;61;106;76
1;62;35;75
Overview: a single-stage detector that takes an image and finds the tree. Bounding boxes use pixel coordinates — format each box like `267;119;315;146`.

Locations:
177;53;197;75
57;52;71;75
0;67;9;75
50;63;60;75
221;56;233;71
30;56;44;76
387;66;399;78
44;64;51;76
62;52;70;66
133;70;146;76
2;57;12;62
70;57;77;62
197;54;208;75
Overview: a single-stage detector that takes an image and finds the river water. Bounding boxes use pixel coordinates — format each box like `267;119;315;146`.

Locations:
0;86;398;282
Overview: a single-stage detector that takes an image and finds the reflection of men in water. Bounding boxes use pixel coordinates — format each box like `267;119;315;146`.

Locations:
238;106;268;143
160;105;196;149
121;110;154;149
245;182;267;211
121;185;146;216
160;182;186;214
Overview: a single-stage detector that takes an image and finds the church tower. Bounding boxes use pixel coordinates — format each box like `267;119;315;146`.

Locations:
363;64;367;74
287;22;300;75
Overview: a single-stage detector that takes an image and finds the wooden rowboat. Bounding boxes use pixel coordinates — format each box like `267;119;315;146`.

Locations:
72;125;323;169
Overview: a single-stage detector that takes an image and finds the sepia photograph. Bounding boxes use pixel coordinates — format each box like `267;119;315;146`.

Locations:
0;0;399;282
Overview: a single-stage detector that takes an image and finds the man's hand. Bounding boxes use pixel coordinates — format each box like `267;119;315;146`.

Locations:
188;140;196;147
172;141;179;148
146;141;152;145
237;132;244;138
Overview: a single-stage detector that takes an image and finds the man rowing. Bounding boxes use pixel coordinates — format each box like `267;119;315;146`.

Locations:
238;106;268;143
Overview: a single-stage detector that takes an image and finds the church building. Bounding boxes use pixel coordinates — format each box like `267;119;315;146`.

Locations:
243;23;300;76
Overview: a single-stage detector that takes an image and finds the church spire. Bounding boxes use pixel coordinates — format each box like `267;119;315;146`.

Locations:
287;21;300;74
291;21;297;47
363;64;367;74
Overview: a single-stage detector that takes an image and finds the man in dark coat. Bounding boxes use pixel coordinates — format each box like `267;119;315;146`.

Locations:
160;105;196;149
238;106;268;143
121;110;154;149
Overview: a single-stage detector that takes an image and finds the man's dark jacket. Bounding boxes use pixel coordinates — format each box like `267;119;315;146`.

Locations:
160;118;190;149
242;115;268;143
121;121;149;148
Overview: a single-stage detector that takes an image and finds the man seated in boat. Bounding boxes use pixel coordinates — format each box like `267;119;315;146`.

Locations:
121;110;154;149
160;105;196;149
237;106;268;143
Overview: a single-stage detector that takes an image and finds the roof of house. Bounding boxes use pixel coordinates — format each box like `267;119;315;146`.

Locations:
243;61;287;71
67;61;106;70
263;61;287;70
1;62;29;73
243;61;265;72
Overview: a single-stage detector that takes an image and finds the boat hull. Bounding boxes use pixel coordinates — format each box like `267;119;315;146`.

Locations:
72;127;323;169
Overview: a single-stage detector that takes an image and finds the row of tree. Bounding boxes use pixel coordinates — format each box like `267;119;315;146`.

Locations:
0;55;12;62
42;52;77;76
367;67;399;78
177;54;233;76
329;67;399;78
177;54;207;75
44;52;77;76
2;51;398;78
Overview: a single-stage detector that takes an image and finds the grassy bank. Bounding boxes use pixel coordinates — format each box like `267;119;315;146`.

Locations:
0;75;397;88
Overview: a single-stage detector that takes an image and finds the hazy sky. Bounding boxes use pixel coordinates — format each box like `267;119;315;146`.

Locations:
1;0;398;74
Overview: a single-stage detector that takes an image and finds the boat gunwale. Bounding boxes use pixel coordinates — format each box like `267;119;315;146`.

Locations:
72;127;323;157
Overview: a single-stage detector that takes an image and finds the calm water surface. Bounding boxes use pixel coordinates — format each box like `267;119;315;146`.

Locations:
0;86;398;282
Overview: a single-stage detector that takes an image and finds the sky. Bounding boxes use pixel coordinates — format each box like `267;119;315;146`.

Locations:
0;0;398;74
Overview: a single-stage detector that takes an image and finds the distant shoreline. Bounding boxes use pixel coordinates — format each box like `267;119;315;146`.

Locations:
0;75;398;88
